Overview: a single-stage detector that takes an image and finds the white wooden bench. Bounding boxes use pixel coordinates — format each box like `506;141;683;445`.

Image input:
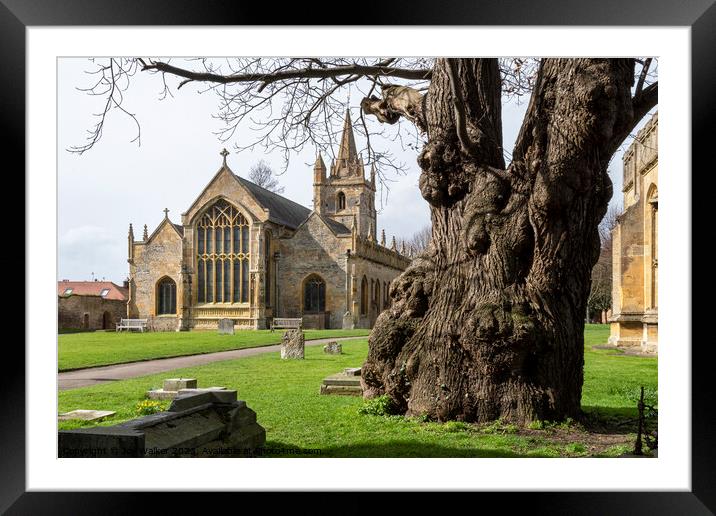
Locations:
116;318;148;332
270;318;303;332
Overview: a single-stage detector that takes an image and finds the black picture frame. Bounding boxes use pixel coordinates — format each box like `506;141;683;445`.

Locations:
5;0;709;513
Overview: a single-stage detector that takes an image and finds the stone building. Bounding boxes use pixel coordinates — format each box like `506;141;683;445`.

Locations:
127;111;411;331
58;280;129;330
608;112;658;352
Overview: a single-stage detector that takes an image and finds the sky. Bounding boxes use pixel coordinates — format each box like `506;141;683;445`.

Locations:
58;58;644;284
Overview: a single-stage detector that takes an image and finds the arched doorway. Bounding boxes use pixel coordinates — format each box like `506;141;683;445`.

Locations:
102;311;112;329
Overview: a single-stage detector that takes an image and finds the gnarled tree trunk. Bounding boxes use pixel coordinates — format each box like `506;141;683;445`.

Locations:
362;58;649;424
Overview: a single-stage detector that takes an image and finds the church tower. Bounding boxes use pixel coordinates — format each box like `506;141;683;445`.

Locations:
313;110;376;237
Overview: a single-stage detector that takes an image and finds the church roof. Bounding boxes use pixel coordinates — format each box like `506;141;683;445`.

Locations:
172;224;184;236
317;213;351;235
234;174;312;229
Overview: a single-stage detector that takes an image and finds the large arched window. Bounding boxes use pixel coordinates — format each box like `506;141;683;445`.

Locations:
196;199;250;303
337;191;346;210
360;276;368;316
303;274;326;313
157;277;177;315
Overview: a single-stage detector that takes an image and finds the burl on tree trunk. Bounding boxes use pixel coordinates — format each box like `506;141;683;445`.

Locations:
361;58;654;424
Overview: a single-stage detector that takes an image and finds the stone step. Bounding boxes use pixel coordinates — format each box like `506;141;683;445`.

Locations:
322;375;361;387
320;384;363;396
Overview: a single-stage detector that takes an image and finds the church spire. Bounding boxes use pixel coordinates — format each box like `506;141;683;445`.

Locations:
336;109;358;166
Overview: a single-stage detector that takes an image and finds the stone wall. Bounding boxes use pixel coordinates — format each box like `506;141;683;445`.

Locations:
349;255;405;329
278;214;351;329
129;220;183;326
609;111;658;352
58;295;127;330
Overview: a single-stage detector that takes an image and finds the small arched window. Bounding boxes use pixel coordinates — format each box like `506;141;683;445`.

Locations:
360;276;368;316
304;274;326;313
337;192;346;210
157;277;177;315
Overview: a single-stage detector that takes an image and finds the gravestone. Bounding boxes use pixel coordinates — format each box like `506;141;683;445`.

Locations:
218;318;235;335
320;367;363;396
342;311;354;330
280;329;305;359
59;390;266;457
58;409;116;422
323;341;342;355
146;378;227;400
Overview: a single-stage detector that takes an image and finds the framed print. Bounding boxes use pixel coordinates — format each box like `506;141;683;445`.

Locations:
4;0;711;513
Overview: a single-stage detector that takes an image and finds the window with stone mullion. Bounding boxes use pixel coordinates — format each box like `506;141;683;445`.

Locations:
196;200;250;304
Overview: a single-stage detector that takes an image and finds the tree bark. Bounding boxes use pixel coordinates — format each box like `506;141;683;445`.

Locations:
361;58;645;423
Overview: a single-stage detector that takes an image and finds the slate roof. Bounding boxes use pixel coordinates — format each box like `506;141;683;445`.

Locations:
57;281;128;301
235;175;313;229
172;223;184;236
318;213;351;235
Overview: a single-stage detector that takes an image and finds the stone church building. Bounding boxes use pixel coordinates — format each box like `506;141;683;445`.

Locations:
127;112;410;331
608;111;658;352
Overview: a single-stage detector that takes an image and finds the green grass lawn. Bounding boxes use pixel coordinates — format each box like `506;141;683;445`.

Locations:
58;328;370;371
58;324;657;457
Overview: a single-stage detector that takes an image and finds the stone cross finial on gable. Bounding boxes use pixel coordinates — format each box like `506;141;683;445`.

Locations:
220;148;229;166
163;208;169;219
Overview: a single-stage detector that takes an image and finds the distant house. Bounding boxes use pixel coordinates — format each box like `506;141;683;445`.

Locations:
58;280;129;330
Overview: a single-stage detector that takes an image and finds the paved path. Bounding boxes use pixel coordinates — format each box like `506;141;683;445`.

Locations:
58;337;363;391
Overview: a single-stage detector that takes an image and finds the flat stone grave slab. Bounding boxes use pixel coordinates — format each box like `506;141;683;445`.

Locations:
58;409;116;422
320;368;363;396
146;378;227;400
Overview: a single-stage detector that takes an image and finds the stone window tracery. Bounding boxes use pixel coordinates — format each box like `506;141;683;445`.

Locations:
196;200;250;304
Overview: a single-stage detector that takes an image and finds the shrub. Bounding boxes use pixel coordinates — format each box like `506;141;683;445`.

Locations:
357;395;398;416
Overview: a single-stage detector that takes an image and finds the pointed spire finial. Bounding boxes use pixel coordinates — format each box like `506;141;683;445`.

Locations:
391;236;397;250
380;229;386;246
401;241;406;254
143;224;148;241
128;223;134;237
220;148;229;166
